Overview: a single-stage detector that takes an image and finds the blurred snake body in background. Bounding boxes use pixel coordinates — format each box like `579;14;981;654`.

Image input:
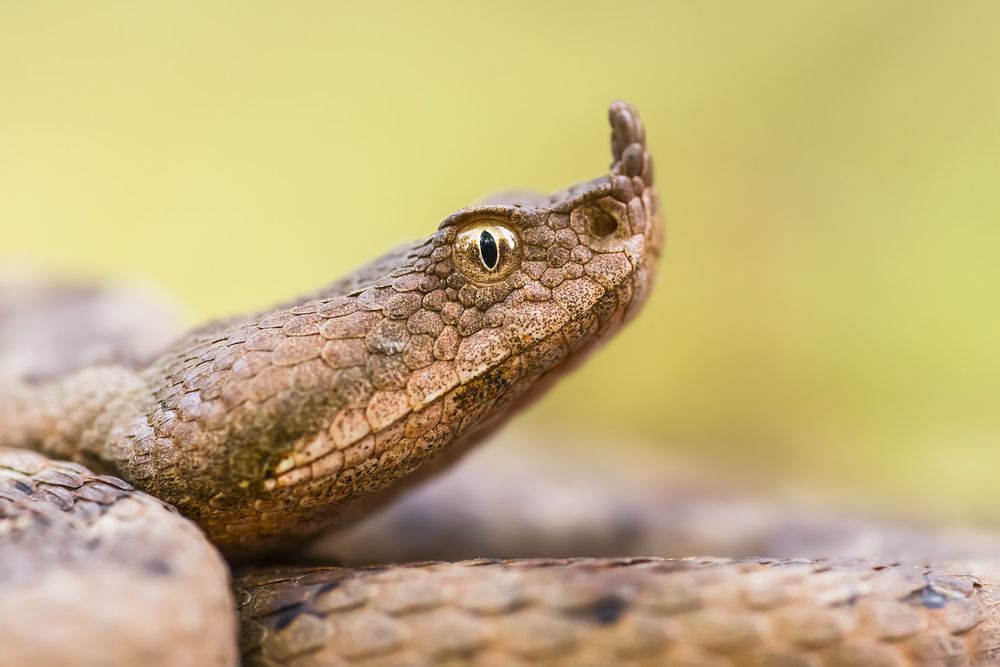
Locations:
1;103;998;666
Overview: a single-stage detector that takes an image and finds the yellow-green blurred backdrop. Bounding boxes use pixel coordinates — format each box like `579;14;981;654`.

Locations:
2;2;998;518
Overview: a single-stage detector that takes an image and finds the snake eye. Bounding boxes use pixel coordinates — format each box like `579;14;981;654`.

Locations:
452;220;520;282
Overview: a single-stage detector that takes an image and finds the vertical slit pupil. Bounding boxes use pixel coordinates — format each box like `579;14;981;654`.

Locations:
479;230;499;269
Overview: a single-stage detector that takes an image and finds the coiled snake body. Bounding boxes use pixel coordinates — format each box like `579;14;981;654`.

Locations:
1;103;997;666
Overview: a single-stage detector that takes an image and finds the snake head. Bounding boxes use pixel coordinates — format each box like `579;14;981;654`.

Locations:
117;101;663;555
306;100;665;524
418;100;663;394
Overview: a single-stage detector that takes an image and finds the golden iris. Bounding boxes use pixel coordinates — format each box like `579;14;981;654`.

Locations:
452;220;520;283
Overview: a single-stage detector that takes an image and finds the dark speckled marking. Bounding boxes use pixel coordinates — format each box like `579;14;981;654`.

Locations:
452;367;510;411
270;603;306;631
143;558;173;576
906;586;950;609
317;581;341;594
583;595;628;625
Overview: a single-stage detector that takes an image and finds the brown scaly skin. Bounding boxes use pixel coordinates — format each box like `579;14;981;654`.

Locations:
268;443;1000;666
0;101;661;558
8;449;1000;667
0;448;235;666
235;558;1000;667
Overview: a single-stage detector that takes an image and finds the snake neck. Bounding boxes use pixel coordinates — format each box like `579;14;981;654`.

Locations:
0;367;151;473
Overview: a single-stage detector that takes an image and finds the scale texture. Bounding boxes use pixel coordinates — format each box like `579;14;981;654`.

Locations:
236;558;1000;667
4;102;993;667
0;448;235;666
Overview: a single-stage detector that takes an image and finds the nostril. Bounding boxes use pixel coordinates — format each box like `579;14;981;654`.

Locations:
590;208;618;237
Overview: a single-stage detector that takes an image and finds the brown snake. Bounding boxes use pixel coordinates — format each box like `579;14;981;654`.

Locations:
1;102;998;666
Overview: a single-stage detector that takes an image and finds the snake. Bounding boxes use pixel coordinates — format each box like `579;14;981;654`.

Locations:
0;102;997;667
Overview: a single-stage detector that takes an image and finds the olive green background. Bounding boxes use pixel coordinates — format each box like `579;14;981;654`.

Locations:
2;3;998;517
